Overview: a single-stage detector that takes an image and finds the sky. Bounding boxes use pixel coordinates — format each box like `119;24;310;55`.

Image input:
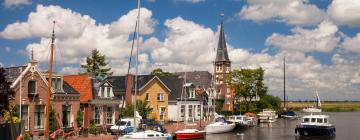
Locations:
1;0;360;101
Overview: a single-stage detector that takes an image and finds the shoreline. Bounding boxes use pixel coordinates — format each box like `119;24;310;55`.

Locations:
286;101;360;112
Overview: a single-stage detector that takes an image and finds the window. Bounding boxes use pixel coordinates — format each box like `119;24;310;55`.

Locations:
34;105;44;129
188;105;193;117
62;105;71;127
51;77;62;91
145;93;150;101
107;87;111;97
101;87;105;97
94;106;102;125
28;80;36;94
317;118;323;123
106;107;114;124
180;105;185;117
311;118;316;123
197;105;201;117
303;118;309;123
159;107;166;121
324;118;328;123
21;105;29;130
157;93;164;101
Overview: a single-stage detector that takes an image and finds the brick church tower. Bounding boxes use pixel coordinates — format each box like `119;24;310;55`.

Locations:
214;14;233;111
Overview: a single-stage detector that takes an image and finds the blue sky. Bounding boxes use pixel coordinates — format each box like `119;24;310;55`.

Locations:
1;0;360;100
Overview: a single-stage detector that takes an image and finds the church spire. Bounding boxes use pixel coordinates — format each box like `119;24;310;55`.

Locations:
215;13;230;62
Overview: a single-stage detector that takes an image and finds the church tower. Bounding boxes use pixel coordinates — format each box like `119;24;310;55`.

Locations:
214;14;232;111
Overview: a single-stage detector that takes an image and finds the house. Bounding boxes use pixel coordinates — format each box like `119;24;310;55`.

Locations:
171;71;215;121
105;75;171;123
64;74;122;129
5;57;80;136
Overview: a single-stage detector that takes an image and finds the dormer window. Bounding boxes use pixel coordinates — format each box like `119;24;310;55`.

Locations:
107;87;111;97
51;77;62;91
28;80;36;94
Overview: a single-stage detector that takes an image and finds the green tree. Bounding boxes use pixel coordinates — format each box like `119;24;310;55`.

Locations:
124;100;153;119
3;104;20;123
258;94;282;111
0;67;15;117
81;49;112;78
150;68;172;76
76;108;84;128
228;68;268;112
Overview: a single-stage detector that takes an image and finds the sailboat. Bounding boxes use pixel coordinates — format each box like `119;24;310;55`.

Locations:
174;65;206;139
279;56;298;119
118;0;171;139
204;14;235;134
302;91;322;113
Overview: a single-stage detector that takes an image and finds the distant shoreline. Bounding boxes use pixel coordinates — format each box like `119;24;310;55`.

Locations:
285;101;360;112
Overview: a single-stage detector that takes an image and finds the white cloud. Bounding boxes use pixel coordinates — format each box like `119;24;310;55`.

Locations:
238;0;325;25
327;0;360;27
0;5;156;76
5;47;11;52
265;21;340;53
59;66;80;75
3;0;31;8
109;8;157;37
1;5;95;40
341;33;360;53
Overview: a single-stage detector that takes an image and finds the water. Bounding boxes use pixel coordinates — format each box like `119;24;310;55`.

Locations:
206;112;360;140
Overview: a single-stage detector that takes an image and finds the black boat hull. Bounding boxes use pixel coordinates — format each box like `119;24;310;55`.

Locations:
295;125;336;137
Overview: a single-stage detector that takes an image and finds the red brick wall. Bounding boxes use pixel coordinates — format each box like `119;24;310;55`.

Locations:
11;69;80;136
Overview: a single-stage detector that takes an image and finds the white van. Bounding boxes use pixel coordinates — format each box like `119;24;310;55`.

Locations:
110;118;135;134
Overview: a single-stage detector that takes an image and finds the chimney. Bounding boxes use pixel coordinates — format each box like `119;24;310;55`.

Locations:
125;74;134;104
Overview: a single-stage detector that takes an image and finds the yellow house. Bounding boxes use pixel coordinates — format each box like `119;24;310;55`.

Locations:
136;76;171;122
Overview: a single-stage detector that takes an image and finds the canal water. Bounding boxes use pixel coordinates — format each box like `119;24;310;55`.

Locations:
206;112;360;140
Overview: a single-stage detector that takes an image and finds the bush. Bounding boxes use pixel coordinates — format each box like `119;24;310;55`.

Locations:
76;109;83;128
89;120;97;135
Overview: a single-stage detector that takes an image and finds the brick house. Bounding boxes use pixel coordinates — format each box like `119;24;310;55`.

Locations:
6;58;80;136
64;74;122;130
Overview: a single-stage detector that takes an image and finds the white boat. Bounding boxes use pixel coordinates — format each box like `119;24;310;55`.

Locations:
295;115;336;136
118;130;172;140
205;117;235;134
302;92;322;113
228;115;248;128
258;109;277;123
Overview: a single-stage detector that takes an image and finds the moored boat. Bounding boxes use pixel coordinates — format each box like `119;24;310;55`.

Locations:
205;117;235;134
175;129;206;140
302;91;322;113
295;114;336;137
258;109;277;123
118;130;172;140
228;115;248;129
279;110;298;119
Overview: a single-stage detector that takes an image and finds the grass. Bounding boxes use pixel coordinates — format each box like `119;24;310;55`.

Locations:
285;101;360;112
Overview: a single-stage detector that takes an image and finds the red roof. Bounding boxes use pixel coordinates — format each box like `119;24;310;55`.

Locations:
63;74;93;102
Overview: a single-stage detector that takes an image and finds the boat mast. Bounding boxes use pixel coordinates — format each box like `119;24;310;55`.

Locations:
283;56;286;110
133;0;140;132
45;21;56;139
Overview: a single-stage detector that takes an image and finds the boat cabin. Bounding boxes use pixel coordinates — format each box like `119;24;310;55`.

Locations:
301;115;330;125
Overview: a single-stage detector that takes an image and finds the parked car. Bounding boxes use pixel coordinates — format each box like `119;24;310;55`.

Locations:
109;118;135;135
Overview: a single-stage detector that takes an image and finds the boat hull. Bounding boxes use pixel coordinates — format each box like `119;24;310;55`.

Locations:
205;123;235;134
295;125;336;137
175;132;206;139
